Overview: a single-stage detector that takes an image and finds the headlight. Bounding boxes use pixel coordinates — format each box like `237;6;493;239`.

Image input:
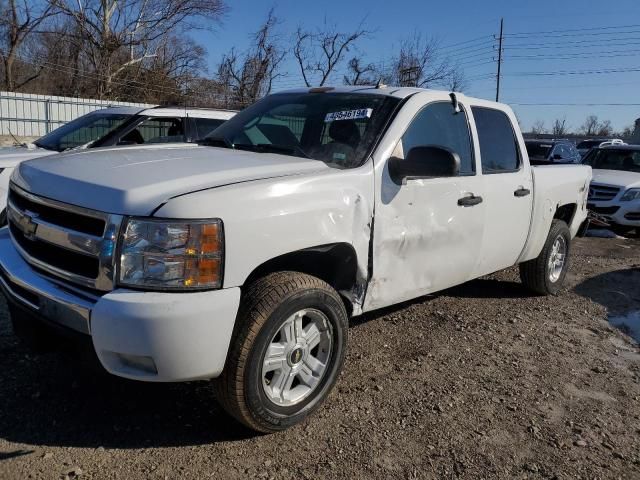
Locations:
119;218;223;290
620;188;640;201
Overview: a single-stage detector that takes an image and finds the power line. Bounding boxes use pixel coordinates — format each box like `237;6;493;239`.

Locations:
505;29;640;40
439;35;494;50
504;66;640;77
504;38;640;50
506;50;640;61
504;23;640;37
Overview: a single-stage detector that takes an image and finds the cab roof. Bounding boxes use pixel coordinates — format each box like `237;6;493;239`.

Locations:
86;106;237;119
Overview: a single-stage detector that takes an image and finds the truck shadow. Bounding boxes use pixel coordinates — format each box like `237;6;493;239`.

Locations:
351;276;535;327
573;266;640;342
0;319;257;449
0;276;535;450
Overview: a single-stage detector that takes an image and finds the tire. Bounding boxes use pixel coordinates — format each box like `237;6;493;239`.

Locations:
215;271;348;433
519;219;571;295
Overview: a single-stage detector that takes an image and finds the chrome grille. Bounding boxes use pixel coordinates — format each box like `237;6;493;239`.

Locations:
7;184;123;291
588;183;620;201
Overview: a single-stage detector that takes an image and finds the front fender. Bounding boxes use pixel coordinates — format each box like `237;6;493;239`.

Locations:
153;164;375;290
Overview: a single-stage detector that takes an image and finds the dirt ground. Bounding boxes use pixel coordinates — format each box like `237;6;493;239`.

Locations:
0;235;639;480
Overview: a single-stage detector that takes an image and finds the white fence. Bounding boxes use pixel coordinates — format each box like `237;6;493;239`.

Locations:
0;91;154;138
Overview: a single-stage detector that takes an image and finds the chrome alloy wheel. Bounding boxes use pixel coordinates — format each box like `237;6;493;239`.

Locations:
548;235;567;282
261;309;333;407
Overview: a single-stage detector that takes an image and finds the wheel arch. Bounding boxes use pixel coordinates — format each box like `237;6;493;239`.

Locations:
553;202;577;226
243;242;363;315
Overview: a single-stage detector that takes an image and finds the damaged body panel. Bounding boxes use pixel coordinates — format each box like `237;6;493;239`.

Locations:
154;164;374;311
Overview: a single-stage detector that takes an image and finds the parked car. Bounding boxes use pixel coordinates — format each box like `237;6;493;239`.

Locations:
525;139;581;164
0;87;591;432
583;144;640;236
0;106;236;224
577;138;624;157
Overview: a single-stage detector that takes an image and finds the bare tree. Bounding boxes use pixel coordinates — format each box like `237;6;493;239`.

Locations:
580;115;600;136
343;56;376;85
552;117;569;136
382;33;452;88
216;10;284;108
51;0;226;98
596;119;613;137
293;20;370;87
446;67;467;92
618;125;634;139
0;0;58;90
530;120;546;135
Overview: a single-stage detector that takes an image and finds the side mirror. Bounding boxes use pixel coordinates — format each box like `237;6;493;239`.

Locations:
552;153;562;160
117;140;138;146
388;145;461;183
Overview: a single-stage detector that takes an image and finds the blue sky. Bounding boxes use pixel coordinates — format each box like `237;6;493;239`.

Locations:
193;0;640;133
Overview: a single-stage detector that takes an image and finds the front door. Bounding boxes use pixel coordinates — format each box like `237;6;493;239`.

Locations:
470;106;533;277
364;93;485;311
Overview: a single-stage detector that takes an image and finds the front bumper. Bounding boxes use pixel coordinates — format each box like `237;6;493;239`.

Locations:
0;228;240;382
587;200;640;227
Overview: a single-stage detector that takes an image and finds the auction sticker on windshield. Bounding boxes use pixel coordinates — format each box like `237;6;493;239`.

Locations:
325;108;373;122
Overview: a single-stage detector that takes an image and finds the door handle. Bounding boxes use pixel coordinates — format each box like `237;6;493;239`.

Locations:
457;195;483;207
514;188;531;197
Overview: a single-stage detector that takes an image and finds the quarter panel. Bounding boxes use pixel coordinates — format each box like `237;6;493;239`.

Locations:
519;164;591;262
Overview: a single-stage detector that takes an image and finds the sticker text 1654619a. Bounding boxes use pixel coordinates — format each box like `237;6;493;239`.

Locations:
324;108;373;123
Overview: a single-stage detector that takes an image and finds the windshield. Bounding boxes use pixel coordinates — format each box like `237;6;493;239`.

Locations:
583;149;640;173
205;92;400;168
525;142;552;159
34;112;133;151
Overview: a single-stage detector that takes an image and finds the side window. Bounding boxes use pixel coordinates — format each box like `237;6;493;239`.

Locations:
401;102;474;175
194;118;225;139
121;117;185;144
554;145;566;159
472;107;521;173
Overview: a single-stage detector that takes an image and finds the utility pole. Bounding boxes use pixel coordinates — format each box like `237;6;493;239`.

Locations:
496;17;504;102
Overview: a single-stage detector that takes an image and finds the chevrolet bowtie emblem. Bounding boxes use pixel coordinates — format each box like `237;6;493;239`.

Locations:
18;210;38;239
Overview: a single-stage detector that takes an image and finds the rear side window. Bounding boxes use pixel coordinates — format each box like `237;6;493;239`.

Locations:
401;102;475;175
472;107;520;173
194;118;225;139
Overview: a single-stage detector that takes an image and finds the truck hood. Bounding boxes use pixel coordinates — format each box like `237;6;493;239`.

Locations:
591;169;640;189
12;144;330;215
0;145;56;168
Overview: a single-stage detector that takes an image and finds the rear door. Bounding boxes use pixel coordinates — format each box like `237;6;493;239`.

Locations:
471;106;533;277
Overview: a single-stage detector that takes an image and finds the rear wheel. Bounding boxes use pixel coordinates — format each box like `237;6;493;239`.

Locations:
519;219;571;295
215;271;348;432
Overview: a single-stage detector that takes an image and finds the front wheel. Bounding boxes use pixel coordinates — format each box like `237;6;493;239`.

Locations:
519;219;571;295
215;272;348;432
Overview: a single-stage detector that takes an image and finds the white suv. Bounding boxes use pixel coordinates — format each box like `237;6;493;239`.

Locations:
0;106;236;224
584;144;640;236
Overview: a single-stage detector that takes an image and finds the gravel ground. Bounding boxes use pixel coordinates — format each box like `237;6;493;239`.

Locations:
0;235;639;480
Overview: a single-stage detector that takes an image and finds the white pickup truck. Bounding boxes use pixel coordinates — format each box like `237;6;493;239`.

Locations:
0;87;591;432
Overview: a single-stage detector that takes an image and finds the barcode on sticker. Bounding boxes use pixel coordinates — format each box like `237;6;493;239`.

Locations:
325;108;373;122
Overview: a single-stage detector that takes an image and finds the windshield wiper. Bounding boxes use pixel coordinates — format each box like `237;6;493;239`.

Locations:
198;135;234;149
234;143;310;158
